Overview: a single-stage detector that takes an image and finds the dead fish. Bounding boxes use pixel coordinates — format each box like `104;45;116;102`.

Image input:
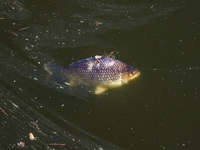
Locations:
44;55;140;94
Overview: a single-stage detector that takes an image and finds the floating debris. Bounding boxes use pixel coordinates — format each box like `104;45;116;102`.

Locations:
64;82;70;85
29;133;35;140
95;55;102;59
1;108;8;116
33;77;38;81
95;21;103;27
12;103;19;108
18;141;25;148
19;26;30;31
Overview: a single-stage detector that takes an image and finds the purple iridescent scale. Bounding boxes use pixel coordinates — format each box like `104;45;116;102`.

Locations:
65;57;129;86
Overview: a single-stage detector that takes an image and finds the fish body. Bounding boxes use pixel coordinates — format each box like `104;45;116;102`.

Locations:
44;56;140;94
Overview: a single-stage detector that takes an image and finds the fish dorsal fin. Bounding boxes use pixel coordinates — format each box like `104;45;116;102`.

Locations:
95;86;108;94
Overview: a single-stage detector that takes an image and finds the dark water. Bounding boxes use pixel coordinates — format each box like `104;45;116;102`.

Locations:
0;0;200;149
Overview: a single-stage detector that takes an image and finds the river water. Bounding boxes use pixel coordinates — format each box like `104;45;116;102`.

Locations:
0;0;200;149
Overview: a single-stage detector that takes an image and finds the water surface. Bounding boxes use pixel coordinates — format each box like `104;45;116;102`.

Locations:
0;0;200;149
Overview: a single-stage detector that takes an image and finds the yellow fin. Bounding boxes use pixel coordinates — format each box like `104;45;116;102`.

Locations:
95;86;107;94
70;80;78;86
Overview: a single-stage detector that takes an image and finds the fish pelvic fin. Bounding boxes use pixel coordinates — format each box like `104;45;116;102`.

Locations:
69;79;80;87
95;86;108;94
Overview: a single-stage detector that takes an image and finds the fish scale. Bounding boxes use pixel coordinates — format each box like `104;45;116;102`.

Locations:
69;57;122;84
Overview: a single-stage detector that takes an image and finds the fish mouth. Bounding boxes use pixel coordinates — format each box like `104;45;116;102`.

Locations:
131;70;140;80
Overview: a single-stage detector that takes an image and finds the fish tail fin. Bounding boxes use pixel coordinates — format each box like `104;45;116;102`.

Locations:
44;63;60;74
44;63;68;83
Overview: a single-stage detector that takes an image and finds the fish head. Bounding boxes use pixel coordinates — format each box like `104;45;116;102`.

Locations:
122;66;140;83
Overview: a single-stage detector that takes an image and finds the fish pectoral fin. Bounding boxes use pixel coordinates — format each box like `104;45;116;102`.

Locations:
95;86;107;94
